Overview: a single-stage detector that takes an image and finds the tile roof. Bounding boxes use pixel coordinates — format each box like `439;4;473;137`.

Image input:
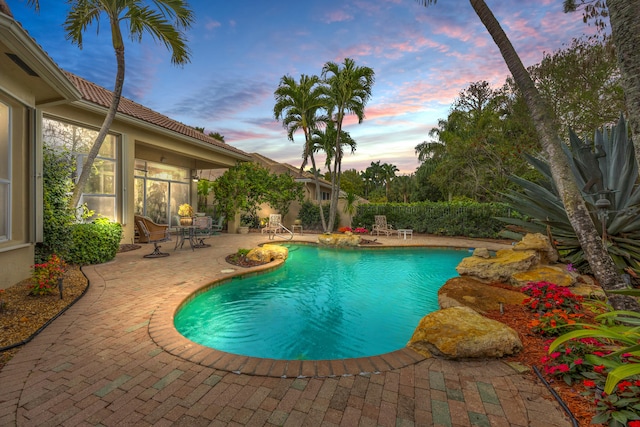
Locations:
250;152;332;187
65;72;250;158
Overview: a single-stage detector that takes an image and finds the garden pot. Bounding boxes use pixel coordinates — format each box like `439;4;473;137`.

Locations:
180;217;192;226
238;226;249;234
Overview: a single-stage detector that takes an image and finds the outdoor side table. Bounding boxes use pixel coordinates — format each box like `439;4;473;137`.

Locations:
292;224;303;235
397;229;413;240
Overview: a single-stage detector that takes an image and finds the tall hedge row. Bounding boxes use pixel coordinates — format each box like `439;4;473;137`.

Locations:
352;202;517;238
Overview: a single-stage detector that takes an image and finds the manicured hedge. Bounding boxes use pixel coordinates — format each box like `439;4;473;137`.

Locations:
66;219;122;265
352;202;517;239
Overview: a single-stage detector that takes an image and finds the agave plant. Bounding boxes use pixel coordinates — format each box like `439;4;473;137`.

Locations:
500;115;640;276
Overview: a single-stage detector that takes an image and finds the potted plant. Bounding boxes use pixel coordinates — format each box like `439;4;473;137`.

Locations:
178;203;194;225
238;215;252;234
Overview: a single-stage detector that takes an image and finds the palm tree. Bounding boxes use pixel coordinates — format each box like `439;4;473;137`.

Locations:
58;0;193;209
273;74;329;231
417;0;638;310
312;122;357;178
380;162;399;200
321;58;375;231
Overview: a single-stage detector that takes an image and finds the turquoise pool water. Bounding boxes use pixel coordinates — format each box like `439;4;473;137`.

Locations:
174;245;467;360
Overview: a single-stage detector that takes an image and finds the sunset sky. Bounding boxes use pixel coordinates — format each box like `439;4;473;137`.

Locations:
10;0;594;174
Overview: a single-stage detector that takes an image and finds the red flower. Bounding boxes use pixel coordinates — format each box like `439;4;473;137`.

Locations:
593;365;606;373
583;379;596;388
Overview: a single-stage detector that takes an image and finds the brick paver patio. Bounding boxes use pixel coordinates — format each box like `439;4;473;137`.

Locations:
0;232;572;426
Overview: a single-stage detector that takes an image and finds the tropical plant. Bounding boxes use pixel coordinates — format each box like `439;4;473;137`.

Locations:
264;173;304;219
500;116;640;277
273;74;329;231
321;58;375;232
54;0;194;209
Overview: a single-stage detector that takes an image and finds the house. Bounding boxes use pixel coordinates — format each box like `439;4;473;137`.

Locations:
0;10;251;289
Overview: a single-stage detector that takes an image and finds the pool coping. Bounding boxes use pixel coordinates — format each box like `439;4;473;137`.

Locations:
148;248;429;378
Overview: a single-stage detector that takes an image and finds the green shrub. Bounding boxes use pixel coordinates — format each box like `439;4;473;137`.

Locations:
66;219;122;265
353;201;515;238
298;201;338;231
36;146;75;263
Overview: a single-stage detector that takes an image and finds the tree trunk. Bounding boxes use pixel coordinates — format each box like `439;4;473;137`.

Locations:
302;127;327;232
607;0;640;168
68;45;125;210
470;0;639;311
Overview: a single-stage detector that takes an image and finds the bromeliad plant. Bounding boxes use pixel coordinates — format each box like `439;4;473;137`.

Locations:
499;115;640;275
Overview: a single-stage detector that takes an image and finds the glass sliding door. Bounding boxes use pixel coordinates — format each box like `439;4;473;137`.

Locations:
134;159;190;225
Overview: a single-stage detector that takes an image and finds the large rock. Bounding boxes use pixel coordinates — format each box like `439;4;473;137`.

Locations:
438;277;527;314
510;265;576;288
246;244;289;262
317;233;361;247
408;306;522;359
513;233;559;263
456;249;539;282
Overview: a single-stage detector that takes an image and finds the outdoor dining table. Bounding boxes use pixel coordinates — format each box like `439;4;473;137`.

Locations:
174;225;198;251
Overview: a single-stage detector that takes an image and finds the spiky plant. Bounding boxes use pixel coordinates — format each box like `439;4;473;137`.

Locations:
500;115;640;276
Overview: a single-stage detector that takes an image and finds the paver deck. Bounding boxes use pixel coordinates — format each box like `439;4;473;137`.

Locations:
0;232;573;426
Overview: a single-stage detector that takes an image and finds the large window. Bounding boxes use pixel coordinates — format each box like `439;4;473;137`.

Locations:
42;117;118;220
134;159;189;225
0;101;10;241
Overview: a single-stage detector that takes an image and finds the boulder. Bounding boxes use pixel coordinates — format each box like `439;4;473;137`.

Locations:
246;244;289;263
317;233;361;247
408;306;522;359
456;249;539;282
513;233;559;263
472;247;492;259
438;277;527;314
510;265;576;288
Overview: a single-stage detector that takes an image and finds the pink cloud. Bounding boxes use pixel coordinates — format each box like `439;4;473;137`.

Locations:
323;9;354;24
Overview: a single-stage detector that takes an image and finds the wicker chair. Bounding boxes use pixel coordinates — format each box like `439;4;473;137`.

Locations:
134;215;171;258
371;215;394;236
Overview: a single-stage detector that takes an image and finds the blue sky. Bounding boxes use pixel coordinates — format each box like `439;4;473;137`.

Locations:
10;0;593;174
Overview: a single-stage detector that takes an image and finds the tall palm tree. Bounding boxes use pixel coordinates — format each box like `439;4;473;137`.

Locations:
380;162;399;200
417;0;638;310
58;0;193;209
321;58;375;231
273;74;329;231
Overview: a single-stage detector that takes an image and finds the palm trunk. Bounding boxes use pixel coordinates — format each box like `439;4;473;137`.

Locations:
68;45;125;210
303;127;327;232
328;115;344;231
470;0;639;311
0;0;13;17
607;0;640;168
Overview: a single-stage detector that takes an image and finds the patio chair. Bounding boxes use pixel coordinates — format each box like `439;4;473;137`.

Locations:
371;215;394;236
211;215;225;234
261;214;283;234
193;216;213;247
134;215;171;258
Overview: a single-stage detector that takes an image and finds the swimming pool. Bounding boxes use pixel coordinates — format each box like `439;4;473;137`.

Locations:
174;245;467;360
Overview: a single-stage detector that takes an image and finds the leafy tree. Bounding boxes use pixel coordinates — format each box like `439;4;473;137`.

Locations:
212;162;271;225
273;74;329;230
321;58;375;231
417;0;638;311
265;173;304;219
564;0;640;168
528;36;623;138
339;169;365;196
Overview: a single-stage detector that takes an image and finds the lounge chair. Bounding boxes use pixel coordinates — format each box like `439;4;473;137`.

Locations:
261;214;282;234
134;215;171;258
371;215;394;236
